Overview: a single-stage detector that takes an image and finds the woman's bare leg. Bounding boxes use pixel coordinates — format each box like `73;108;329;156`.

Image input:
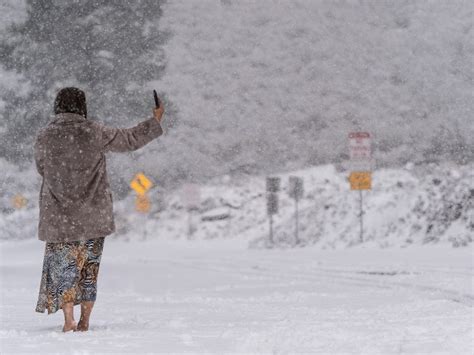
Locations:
77;301;94;331
62;302;77;332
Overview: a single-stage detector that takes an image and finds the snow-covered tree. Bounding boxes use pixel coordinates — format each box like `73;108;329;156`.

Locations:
0;0;168;163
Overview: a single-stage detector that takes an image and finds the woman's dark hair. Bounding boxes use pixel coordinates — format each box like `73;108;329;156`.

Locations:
54;87;87;118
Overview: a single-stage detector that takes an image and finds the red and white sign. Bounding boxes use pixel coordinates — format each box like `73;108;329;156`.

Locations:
181;183;201;209
349;132;371;160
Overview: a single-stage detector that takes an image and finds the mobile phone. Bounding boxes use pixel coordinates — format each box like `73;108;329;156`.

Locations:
153;90;160;108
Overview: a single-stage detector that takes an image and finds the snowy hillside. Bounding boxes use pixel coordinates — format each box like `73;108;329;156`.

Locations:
153;0;474;182
2;162;472;248
117;163;474;248
1;0;472;187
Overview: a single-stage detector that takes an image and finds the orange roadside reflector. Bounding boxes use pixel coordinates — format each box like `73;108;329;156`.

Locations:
11;194;28;209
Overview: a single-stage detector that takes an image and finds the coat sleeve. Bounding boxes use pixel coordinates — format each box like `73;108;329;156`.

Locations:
96;118;163;153
34;134;44;177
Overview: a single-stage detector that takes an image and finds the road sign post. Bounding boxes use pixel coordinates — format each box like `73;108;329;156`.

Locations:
181;184;201;239
130;173;153;213
348;132;372;243
266;177;280;245
288;176;304;245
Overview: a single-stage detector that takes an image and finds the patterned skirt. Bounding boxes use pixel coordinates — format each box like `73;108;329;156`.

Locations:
35;237;105;314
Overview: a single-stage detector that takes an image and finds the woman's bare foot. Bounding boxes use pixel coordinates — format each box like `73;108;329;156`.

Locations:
62;321;77;332
76;318;89;331
61;302;76;332
76;301;94;332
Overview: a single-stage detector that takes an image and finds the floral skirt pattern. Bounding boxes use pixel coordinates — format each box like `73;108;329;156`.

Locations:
35;237;105;314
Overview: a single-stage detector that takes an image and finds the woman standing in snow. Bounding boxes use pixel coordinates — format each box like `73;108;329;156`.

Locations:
34;87;164;332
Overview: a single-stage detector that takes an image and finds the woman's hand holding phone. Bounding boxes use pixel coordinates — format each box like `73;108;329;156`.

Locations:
153;90;164;123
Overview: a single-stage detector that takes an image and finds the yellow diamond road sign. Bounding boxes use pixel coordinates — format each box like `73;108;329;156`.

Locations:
349;171;372;190
130;173;153;196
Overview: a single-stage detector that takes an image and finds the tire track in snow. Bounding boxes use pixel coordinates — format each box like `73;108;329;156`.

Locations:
137;256;474;307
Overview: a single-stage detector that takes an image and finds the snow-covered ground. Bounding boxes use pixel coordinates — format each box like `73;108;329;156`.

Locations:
1;238;472;353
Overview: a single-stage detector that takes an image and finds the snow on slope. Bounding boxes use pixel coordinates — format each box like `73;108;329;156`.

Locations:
2;162;472;249
259;163;474;248
111;162;474;248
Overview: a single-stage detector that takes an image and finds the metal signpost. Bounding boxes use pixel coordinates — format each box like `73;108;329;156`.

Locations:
266;177;280;245
348;132;372;243
181;183;201;238
130;173;153;213
288;176;304;245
